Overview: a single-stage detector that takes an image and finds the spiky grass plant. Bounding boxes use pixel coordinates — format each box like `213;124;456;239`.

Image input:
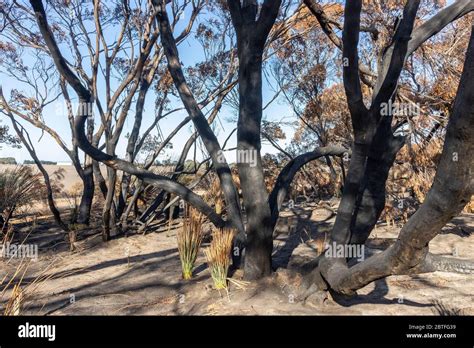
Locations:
177;206;204;280
0;166;43;233
204;228;234;290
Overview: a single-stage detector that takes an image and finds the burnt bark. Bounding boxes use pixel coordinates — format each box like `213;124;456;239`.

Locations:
327;0;420;252
76;160;94;225
29;0;227;231
153;0;245;237
303;0;474;251
311;25;474;295
269;145;348;229
237;41;273;279
228;0;282;279
350;119;405;245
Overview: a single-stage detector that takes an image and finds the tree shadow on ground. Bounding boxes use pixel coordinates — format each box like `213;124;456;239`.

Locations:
23;251;207;315
18;248;178;284
330;278;433;308
439;215;473;238
272;205;334;269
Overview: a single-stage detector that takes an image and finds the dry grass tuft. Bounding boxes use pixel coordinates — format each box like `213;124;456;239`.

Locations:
1;224;14;245
1;256;59;315
0;166;43;233
204;175;224;215
177;206;204;280
204;228;234;290
4;283;23;315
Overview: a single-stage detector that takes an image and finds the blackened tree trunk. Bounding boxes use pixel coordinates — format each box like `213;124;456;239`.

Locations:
30;0;231;235
302;0;474;251
228;0;282;279
236;32;273;279
76;159;95;225
153;0;246;235
307;22;474;296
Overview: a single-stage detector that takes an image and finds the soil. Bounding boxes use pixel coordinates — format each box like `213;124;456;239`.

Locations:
1;202;473;316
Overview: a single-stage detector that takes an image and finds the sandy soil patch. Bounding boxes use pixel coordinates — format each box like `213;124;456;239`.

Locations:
1;204;473;315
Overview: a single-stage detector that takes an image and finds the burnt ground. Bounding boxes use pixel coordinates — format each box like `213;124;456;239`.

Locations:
1;201;473;315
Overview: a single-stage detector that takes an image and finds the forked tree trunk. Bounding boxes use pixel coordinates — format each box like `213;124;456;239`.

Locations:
313;25;474;295
300;0;474;250
350;115;405;245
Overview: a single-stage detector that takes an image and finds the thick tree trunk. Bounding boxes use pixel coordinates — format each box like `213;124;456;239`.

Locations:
318;0;420;272
350;118;405;244
226;0;282;279
237;39;273;280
